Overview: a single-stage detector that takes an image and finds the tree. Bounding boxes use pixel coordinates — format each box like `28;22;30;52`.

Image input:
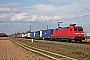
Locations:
0;33;8;37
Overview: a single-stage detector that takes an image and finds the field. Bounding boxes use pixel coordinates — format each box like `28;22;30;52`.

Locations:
1;37;90;60
10;38;90;60
0;37;48;60
85;36;90;39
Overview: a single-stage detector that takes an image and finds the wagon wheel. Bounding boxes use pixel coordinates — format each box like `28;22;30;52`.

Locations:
79;39;82;42
75;39;77;43
69;39;72;42
67;39;71;42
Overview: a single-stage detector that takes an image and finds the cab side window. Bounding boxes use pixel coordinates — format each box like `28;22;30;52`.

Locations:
74;28;77;31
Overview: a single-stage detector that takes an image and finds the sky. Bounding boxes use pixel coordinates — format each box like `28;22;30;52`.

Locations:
0;0;90;35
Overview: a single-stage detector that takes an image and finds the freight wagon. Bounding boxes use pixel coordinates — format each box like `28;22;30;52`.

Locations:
41;29;53;39
35;31;40;39
34;29;53;39
30;32;35;38
26;33;30;39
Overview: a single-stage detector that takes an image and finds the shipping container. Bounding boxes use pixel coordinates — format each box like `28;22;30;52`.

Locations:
34;32;35;37
42;29;53;39
40;30;42;37
21;33;24;38
30;32;34;38
16;34;21;38
24;34;27;37
35;31;40;39
27;33;30;37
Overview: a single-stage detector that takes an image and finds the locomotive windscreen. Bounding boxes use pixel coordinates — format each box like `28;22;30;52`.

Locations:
74;27;83;31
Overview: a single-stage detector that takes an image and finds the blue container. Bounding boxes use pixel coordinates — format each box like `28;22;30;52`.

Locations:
35;31;40;37
30;32;34;37
42;29;53;38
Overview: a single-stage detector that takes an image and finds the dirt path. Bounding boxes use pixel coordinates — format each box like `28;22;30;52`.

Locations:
0;40;48;60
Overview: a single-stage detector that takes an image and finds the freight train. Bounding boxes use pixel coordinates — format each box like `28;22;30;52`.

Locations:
13;24;85;42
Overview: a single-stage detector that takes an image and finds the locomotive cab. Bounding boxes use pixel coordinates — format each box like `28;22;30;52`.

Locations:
74;26;85;41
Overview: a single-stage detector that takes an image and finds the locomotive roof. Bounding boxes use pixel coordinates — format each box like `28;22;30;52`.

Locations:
70;24;76;26
56;27;69;30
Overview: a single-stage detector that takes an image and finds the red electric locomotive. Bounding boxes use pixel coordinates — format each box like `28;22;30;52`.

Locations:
52;24;85;42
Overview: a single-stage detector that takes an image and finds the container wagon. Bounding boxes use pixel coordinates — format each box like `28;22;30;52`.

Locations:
30;32;35;39
35;31;40;39
41;29;53;39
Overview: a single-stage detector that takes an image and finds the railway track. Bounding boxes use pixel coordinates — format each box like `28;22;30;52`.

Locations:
11;40;77;60
37;40;90;49
75;42;90;45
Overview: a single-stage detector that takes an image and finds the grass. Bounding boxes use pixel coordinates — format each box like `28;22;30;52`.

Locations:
0;37;9;40
85;36;90;39
32;41;90;60
10;38;90;60
34;41;90;52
